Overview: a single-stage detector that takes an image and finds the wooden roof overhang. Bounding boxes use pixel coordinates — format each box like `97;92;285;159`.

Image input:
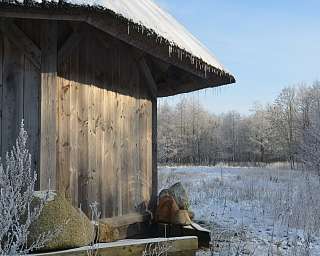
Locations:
0;2;236;97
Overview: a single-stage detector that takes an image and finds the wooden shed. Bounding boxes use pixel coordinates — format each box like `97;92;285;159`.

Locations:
0;0;235;233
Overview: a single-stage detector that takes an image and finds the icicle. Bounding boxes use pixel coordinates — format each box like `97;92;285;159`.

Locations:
169;44;172;57
127;22;130;35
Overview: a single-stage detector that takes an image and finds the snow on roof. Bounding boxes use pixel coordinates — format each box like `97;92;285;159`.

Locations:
71;0;227;72
9;0;230;76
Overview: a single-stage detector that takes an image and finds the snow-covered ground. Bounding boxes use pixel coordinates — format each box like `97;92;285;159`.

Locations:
159;166;320;256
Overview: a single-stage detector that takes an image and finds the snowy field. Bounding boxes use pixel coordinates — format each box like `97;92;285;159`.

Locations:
158;166;320;256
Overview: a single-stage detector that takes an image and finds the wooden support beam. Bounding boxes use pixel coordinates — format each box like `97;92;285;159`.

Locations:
58;24;113;66
40;20;58;190
0;19;41;69
58;30;82;65
151;98;158;212
139;58;158;99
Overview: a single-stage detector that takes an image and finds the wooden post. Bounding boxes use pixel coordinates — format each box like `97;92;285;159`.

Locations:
40;21;58;190
137;56;158;212
151;97;158;212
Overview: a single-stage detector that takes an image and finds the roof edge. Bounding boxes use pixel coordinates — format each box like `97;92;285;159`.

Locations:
0;1;236;89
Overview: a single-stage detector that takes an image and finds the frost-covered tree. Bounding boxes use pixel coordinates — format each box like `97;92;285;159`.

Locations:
0;121;58;255
299;122;320;178
157;81;320;166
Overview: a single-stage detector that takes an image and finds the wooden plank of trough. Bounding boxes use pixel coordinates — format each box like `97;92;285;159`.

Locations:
99;212;151;239
100;212;151;227
32;236;198;256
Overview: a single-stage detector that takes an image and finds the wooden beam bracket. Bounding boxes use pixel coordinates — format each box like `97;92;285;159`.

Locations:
138;58;158;99
0;19;41;69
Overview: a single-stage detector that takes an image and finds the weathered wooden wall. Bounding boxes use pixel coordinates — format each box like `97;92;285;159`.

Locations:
0;27;40;177
0;19;156;219
56;25;153;217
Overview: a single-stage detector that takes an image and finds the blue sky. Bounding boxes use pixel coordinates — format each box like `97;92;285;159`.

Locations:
155;0;320;114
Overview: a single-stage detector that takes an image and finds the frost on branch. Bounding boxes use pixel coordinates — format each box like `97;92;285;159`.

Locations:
0;120;58;255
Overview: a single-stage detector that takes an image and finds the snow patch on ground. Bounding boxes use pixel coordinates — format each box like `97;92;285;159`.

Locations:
159;166;320;256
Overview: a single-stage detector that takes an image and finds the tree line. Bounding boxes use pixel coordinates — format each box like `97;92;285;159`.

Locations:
158;81;320;169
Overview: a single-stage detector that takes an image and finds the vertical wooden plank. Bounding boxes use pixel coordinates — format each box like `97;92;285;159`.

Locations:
104;45;116;217
88;83;96;205
78;38;89;214
2;36;24;158
120;49;129;215
100;87;107;218
91;38;105;213
121;94;129;215
105;88;115;217
135;68;142;214
95;86;103;212
70;47;79;207
100;45;115;217
40;21;58;190
57;56;71;198
87;38;99;211
127;77;135;214
100;46;110;218
114;50;122;217
116;92;122;216
127;56;139;214
23;57;40;185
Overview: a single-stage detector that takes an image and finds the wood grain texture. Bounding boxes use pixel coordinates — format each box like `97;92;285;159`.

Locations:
2;36;24;157
69;46;80;206
40;21;58;190
56;26;153;218
0;29;40;181
0;18;156;230
0;19;155;226
57;55;71;197
77;36;89;213
23;56;40;182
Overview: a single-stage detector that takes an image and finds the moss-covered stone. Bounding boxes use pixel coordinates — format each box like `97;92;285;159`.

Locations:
28;193;95;252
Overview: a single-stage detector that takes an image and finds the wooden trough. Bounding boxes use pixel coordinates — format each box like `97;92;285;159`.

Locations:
33;237;198;256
